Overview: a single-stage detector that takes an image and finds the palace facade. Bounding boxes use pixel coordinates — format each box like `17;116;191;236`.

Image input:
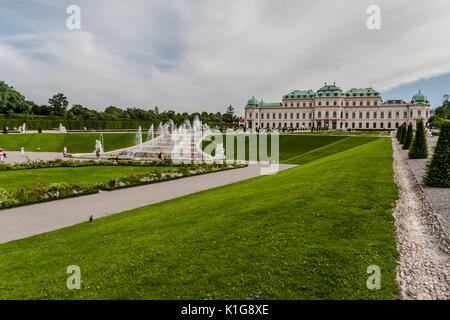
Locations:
244;83;430;130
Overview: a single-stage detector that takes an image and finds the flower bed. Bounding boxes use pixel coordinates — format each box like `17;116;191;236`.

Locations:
0;162;245;209
0;158;177;171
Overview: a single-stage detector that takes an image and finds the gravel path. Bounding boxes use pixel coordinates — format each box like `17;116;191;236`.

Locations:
391;137;450;300
0;164;295;244
404;137;450;235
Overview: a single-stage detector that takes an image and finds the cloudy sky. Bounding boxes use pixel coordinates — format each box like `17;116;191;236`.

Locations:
1;0;449;115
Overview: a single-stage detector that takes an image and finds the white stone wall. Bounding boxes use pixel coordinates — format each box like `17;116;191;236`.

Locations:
245;96;430;130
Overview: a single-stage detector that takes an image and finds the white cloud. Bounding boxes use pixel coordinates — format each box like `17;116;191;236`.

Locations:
0;0;449;115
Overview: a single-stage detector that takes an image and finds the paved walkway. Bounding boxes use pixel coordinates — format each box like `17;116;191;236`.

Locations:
0;164;296;244
2;151;64;164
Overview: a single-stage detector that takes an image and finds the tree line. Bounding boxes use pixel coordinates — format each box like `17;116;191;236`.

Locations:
0;81;240;130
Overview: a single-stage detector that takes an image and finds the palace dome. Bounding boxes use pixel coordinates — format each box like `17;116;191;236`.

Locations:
316;82;343;96
247;96;259;106
411;91;429;103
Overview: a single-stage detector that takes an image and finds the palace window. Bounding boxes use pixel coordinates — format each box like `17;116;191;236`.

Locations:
426;111;429;117
388;112;392;119
256;114;258;119
309;103;312;107
284;103;287;107
381;122;384;128
404;112;407;118
326;101;329;106
396;112;399;119
297;103;300;107
303;113;306;119
359;112;363;119
284;113;288;119
303;103;306;107
352;112;356;119
333;111;337;118
334;101;337;106
290;113;293;119
410;111;413;117
367;112;370;118
418;110;421;117
309;112;312;119
279;113;282;119
345;113;349;119
381;112;384;119
374;101;378;106
388;123;391;129
373;112;377;119
273;113;276;119
325;111;329;118
360;101;363;106
341;112;344;118
359;122;362;129
261;114;264;119
318;112;322;118
353;102;356;106
373;122;377;128
318;102;322;106
291;103;294;107
346;102;349;106
366;122;369;129
296;113;299;119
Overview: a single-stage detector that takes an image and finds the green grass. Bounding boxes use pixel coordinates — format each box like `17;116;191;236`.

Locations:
0;138;398;299
0;166;162;192
203;134;347;162
0;133;149;153
283;137;379;164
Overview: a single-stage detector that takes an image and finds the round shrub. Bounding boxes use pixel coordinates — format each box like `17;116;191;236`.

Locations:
424;122;449;187
409;119;428;159
403;123;413;150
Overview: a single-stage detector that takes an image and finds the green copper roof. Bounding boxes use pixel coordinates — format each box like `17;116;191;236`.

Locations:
247;96;259;106
283;90;315;99
411;91;429;103
317;82;343;96
345;88;380;97
259;101;283;108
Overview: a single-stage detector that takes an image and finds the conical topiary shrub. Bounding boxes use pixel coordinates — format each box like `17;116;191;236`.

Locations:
403;123;413;149
400;124;407;144
397;124;404;142
409;119;428;159
424;122;449;187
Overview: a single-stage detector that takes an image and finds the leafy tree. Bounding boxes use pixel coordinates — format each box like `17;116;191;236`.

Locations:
48;93;69;116
409;119;428;159
403;123;413;149
424;122;450;187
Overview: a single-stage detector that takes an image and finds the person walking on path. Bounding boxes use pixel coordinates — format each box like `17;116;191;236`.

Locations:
63;146;67;157
20;146;25;161
0;148;3;163
95;148;100;160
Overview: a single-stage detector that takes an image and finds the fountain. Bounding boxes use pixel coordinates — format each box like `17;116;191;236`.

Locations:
214;143;225;160
147;124;154;142
137;126;143;152
94;139;104;154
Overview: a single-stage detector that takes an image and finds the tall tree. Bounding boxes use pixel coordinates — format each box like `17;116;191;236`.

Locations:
48;93;69;116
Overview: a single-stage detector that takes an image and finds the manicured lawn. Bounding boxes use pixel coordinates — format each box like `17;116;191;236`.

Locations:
0;166;162;192
203;134;347;161
0;133;149;153
0;138;398;299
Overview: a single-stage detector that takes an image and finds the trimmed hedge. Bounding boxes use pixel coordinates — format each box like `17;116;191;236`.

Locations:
409;119;428;159
424;123;449;187
403;123;413;150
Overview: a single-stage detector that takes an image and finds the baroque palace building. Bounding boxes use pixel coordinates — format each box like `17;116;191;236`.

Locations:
244;83;430;130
